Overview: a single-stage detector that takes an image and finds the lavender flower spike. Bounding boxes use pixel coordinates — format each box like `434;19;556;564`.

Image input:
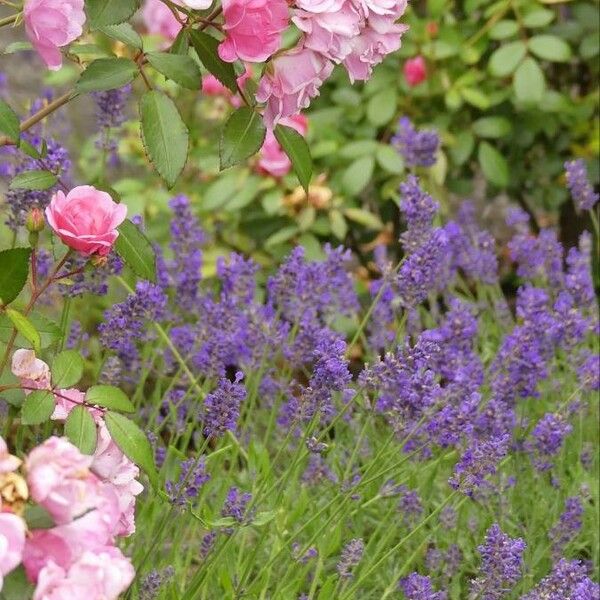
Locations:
565;159;599;212
393;116;440;168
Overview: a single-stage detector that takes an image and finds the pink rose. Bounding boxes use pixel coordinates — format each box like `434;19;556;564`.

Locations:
23;0;86;71
202;66;252;108
11;349;50;391
343;12;408;82
142;0;183;42
293;2;362;64
295;0;346;11
256;47;334;128
182;0;213;7
0;437;20;475
0;513;26;590
219;0;289;63
33;548;134;600
258;114;309;178
25;437;99;525
91;423;143;537
45;186;127;257
403;55;427;87
353;0;406;16
51;388;104;424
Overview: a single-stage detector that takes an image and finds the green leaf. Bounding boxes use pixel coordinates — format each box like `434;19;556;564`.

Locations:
344;207;383;230
76;58;138;93
0;99;20;142
265;225;300;249
105;411;158;486
513;57;546;104
21;390;55;425
139;90;189;188
98;23;143;49
342;156;375;196
478;141;509;187
189;30;238;93
23;505;55;529
274;125;312;192
450;131;475;165
5;309;41;354
85;0;141;28
114;219;157;282
51;350;84;388
489;20;519;40
146;52;202;90
472;116;513;138
366;88;397;127
488;41;527;77
220;108;266;170
85;385;134;412
0;312;61;349
376;144;404;174
10;170;57;191
0;567;34;600
65;406;97;455
170;29;190;55
0;248;31;307
461;87;491;110
522;9;554;28
529;35;572;62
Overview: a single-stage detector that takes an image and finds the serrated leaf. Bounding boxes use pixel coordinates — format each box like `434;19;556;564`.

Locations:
76;58;138;93
21;390;55;425
0;248;31;307
85;0;141;28
478;141;509;187
0;99;20;142
529;35;572;62
5;309;41;354
274;125;312;192
51;350;84;388
0;312;61;349
139;90;189;188
189;30;238;93
146;52;202;90
65;406;97;455
220;108;266;169
85;385;134;412
114;219;157;282
105;411;157;487
10;170;57;191
98;23;143;49
514;57;546;104
488;41;527;77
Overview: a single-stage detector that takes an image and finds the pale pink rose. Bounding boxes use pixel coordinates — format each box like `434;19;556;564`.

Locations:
142;0;183;41
25;437;99;525
23;0;86;71
342;12;408;82
293;2;362;63
295;0;346;12
219;0;289;63
11;349;50;391
258;114;309;177
403;55;427;86
0;437;21;474
51;388;104;424
353;0;405;16
91;423;143;537
182;0;213;7
45;186;127;256
256;47;334;128
202;66;252;108
23;486;120;582
0;513;26;590
33;548;134;600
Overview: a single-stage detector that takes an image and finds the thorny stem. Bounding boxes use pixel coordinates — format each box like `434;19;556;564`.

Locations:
0;12;18;27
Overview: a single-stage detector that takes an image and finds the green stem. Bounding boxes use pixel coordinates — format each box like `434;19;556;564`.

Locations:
0;12;19;27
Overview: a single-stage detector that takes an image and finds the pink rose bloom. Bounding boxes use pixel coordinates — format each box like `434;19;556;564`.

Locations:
353;0;405;16
45;186;127;257
91;423;143;537
293;2;362;63
0;437;21;474
202;66;252;108
24;493;120;582
25;437;99;525
403;55;427;86
182;0;212;7
258;114;309;177
23;0;86;71
256;47;334;129
33;548;134;600
142;0;183;41
11;349;50;391
219;0;289;63
51;388;104;424
0;513;26;590
295;0;346;11
343;12;408;82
